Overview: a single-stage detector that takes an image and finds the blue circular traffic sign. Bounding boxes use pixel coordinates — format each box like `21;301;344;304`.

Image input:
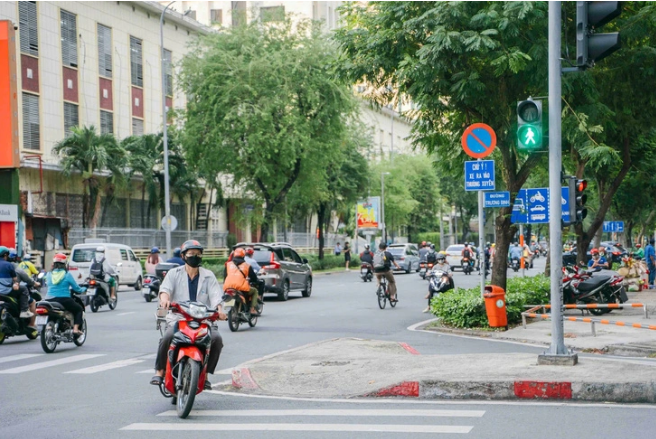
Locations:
461;123;497;159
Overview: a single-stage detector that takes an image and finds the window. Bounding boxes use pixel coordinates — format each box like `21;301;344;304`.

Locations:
120;249;129;261
261;6;284;22
19;2;38;56
129;250;138;262
210;9;222;24
64;102;79;137
71;248;95;263
100;110;113;134
132;118;143;136
97;24;112;78
130;36;143;87
163;49;172;97
60;10;77;67
22;93;40;150
290;249;303;264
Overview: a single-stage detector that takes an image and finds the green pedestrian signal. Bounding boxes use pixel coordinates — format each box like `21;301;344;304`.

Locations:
517;98;543;151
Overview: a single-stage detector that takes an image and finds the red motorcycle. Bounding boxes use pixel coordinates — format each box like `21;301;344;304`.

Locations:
158;301;220;418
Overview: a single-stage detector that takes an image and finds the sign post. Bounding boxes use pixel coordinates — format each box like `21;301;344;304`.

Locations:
462;123;496;299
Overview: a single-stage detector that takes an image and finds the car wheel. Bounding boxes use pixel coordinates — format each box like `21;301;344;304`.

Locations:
302;277;312;298
134;276;142;291
278;280;290;301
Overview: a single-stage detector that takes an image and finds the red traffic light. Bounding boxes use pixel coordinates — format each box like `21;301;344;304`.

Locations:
576;180;587;192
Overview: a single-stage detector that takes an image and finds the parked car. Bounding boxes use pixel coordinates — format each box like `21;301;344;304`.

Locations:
387;244;420;273
228;242;312;301
68;243;143;290
444;244;478;271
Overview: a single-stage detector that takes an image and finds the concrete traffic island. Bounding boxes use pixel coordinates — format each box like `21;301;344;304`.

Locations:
221;337;656;403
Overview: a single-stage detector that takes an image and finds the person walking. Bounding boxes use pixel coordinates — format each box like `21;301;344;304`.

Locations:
344;241;351;271
646;238;656;288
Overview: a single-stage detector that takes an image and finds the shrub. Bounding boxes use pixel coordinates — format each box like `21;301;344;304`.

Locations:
431;274;550;328
416;232;441;248
302;254;361;271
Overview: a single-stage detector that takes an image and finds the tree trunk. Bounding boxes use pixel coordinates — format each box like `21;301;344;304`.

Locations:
317;202;327;260
260;202;275;243
491;206;516;288
141;183;146;229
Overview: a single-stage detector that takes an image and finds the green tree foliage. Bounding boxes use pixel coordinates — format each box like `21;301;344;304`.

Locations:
180;17;357;240
53;126;125;229
335;1;549;289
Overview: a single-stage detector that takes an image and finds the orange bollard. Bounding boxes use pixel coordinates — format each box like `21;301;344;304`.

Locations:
484;285;508;329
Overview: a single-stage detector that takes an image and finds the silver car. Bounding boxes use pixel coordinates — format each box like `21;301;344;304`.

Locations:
387;244;421;273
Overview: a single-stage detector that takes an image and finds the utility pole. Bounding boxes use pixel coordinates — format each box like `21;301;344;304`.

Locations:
160;1;174;258
539;1;577;366
390;108;394;163
381;172;390;244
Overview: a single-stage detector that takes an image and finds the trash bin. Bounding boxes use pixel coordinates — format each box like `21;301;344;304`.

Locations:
483;285;507;329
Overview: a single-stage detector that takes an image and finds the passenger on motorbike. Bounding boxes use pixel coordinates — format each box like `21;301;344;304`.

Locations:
509;243;522;264
224;248;261;316
588;248;609;270
9;250;40;327
166;247;185;266
18;253;39;276
243;248;262;273
152;240;227;389
44;253;87;335
89;246;117;302
461;244;474;268
0;246;33;318
426;244;438;264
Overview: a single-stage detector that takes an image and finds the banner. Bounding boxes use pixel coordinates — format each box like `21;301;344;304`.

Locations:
356;197;380;229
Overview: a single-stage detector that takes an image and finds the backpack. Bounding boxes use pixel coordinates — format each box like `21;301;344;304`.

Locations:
373;250;388;272
89;259;104;278
463;248;471;259
426;251;437;264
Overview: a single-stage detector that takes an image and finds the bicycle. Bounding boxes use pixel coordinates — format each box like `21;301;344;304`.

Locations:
376;275;397;309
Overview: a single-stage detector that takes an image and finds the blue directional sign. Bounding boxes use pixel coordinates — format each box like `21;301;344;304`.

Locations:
464;160;495;191
484;191;510;208
561;187;570;223
526;188;549;224
511;189;528;224
603;221;625;233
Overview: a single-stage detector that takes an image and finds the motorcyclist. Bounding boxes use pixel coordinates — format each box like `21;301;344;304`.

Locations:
18;253;39;276
9;250;40;328
152;240;227;390
588;248;609;270
423;253;454;313
224;247;261;316
166;247;185;266
89;246;117;302
633;243;644;260
509;242;522;264
360;244;374;264
0;246;32;318
461;243;474;269
44;253;86;335
425;244;438;264
418;241;429;262
484;243;491;274
373;242;401;302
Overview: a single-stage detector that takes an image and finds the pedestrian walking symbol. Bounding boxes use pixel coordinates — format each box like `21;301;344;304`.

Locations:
461;123;497;159
518;125;539;147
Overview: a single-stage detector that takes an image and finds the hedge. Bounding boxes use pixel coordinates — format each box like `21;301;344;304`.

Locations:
431;275;551;328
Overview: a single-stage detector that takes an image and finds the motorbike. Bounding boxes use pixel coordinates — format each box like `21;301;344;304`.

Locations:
360;263;373;282
420;262;434;280
511;257;520;272
143;274;159;302
35;292;87;353
155;301;220;419
462;257;473;275
427;269;453;301
0;280;43;344
85;275;117;312
223;287;262;332
562;266;628;316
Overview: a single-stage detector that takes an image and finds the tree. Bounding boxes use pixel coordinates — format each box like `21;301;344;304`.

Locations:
180;17;356;240
335;1;549;289
53;126;125;229
123;134;161;229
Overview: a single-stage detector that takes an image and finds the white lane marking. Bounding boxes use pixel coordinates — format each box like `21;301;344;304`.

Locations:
65;358;145;374
156;409;485;418
0;354;44;364
215;367;233;374
121;423;472;433
137;369;155;374
116;312;136;316
0;354;105;374
205;390;656;410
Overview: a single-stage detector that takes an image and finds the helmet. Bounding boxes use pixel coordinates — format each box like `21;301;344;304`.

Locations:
53;253;68;263
234;248;246;258
430;244;435;250
421;241;426;246
486;242;490;246
636;244;642;248
23;253;32;261
96;246;105;253
0;246;9;257
173;247;182;257
364;244;370;250
436;253;446;261
9;249;17;260
246;247;254;256
151;247;160;254
590;248;599;255
426;242;432;247
181;240;203;254
491;243;496;247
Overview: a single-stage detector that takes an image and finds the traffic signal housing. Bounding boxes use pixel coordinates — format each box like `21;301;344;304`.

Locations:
517;98;542;151
569;178;588;224
576;1;622;69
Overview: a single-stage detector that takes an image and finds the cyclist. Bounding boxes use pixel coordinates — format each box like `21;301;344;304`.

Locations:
373;242;401;302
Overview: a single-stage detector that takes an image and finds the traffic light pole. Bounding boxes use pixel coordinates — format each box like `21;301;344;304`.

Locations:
539;1;578;366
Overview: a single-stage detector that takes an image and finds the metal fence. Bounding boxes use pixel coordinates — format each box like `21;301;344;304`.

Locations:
271;232;347;250
67;228;229;249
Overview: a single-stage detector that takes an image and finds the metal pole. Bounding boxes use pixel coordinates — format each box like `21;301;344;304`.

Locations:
390;110;394;163
520;224;525;277
541;1;576;364
160;1;174;259
355;204;359;254
478;177;485;298
381;173;386;244
439;201;444;251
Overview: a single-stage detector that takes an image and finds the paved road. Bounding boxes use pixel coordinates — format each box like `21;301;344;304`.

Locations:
1;255;654;438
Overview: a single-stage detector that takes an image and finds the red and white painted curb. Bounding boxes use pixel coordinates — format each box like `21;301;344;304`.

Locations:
366;380;574;399
232;367;259;390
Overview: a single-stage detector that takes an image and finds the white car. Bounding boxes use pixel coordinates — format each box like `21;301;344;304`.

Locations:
444;244;477;271
531;205;545;212
68;243;144;290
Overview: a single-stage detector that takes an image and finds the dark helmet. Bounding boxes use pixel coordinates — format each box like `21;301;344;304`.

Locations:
436;253;445;261
430;244;435;250
181;240;203;255
173;247;182;257
151;246;160;254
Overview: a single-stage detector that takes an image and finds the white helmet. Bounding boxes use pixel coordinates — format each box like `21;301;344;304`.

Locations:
95;246;106;261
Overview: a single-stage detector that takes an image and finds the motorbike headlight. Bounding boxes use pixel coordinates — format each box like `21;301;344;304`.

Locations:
188;303;208;319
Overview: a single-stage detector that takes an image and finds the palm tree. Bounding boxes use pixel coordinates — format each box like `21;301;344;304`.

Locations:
53;126;125;229
123;134;162;229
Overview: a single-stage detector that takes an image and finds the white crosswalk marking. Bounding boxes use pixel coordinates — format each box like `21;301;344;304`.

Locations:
156;409;485;418
65;358;145;374
0;354;44;364
121;423;473;433
0;354;105;374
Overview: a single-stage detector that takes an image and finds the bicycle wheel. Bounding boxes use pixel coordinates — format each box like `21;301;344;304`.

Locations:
377;286;387;309
390;289;397;308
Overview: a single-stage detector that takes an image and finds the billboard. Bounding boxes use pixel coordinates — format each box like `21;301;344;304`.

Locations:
356;197;381;229
0;21;19;168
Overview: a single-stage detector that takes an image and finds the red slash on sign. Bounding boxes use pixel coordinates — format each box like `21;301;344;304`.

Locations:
461;123;497;159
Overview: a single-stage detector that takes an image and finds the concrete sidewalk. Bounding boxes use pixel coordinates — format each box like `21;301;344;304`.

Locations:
223;337;656;403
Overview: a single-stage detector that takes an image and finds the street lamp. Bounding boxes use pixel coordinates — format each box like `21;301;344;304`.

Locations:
381;172;390;244
160;2;190;258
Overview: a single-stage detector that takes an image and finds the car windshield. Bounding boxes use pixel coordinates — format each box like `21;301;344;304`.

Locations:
446;245;464;253
387;248;404;256
251;249;274;265
71;248;95;263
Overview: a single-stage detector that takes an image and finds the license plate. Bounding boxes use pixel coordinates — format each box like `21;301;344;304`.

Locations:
87;288;96;296
36;315;48;326
224;299;235;307
361;269;367;275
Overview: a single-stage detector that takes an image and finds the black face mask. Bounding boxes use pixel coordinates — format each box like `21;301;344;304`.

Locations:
185;255;202;268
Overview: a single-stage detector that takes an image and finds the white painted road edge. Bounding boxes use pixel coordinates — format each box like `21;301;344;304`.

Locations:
156;409;486;417
121;423;473;433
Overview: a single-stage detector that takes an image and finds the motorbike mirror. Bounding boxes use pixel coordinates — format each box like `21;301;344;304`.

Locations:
117;262;123;267
37;272;45;280
221;294;232;301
